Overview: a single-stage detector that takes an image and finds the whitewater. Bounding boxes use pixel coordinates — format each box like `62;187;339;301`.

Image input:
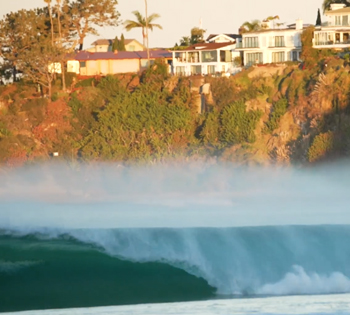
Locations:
1;162;350;314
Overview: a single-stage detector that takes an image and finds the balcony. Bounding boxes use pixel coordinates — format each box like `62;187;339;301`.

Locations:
321;21;350;28
235;43;260;49
313;39;350;47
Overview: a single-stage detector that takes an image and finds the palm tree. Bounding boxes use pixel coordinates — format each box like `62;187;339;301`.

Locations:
124;10;162;47
322;0;349;12
239;20;261;34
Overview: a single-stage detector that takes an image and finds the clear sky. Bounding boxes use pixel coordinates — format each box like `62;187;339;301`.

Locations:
0;0;323;48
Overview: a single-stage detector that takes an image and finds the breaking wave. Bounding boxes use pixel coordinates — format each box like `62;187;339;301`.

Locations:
1;224;350;312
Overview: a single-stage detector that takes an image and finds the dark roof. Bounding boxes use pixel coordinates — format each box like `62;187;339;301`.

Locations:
71;50;172;61
176;42;236;52
206;34;241;41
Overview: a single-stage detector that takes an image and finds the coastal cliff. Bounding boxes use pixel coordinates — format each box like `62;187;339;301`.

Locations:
1;56;350;167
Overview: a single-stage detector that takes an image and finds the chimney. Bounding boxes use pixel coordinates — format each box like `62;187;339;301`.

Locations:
114;50;118;54
330;3;346;11
296;19;303;30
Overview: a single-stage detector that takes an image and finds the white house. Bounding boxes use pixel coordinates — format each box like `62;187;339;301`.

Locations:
235;20;304;66
172;42;241;76
206;33;241;43
313;3;350;49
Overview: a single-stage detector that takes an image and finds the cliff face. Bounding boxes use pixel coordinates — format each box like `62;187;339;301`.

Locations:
1;57;350;167
206;58;350;165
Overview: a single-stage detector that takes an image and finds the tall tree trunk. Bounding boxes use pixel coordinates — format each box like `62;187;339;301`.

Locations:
13;65;17;82
56;0;66;91
144;0;150;65
47;1;54;46
142;28;146;47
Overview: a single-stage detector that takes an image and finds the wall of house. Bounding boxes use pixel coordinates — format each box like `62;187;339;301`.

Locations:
67;61;80;74
240;29;302;66
126;41;145;51
72;59;141;76
111;59;140;73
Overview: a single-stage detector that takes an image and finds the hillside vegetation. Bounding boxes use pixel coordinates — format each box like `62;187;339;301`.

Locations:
1;55;350;167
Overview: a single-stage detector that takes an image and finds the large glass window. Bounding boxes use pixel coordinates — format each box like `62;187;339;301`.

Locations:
275;36;285;47
207;65;216;74
176;66;185;75
201;51;217;62
272;52;285;63
191;65;202;74
188;52;200;63
246;52;263;65
244;37;259;48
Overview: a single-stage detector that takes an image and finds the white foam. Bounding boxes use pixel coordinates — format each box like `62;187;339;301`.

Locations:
258;265;350;295
2;294;350;315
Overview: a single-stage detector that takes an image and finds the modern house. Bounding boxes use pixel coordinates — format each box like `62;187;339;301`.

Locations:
87;39;145;53
67;50;172;76
313;3;350;49
235;20;304;66
171;42;240;76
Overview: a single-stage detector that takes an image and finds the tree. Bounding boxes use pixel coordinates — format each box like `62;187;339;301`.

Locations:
0;9;63;98
322;0;349;12
239;20;261;34
316;8;322;26
180;36;190;46
119;33;126;51
112;36;119;51
190;27;205;44
124;10;162;47
68;0;120;50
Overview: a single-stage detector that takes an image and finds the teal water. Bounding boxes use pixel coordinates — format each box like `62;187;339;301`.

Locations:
1;225;350;312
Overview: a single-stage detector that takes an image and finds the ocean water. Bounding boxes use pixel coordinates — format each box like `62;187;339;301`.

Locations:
1;163;350;314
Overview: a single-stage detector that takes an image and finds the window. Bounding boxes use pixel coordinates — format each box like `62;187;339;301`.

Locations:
176;66;185;75
275;36;285;47
246;52;263;66
201;50;217;62
80;61;86;68
245;37;259;48
272;52;285;63
188;52;200;62
191;65;202;74
207;65;216;74
343;15;349;26
141;60;154;68
335;16;341;26
128;45;135;52
292;51;298;61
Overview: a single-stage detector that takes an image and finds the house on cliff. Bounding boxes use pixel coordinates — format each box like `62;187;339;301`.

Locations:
171;42;241;76
313;3;350;49
87;39;145;52
235;19;305;66
67;50;172;76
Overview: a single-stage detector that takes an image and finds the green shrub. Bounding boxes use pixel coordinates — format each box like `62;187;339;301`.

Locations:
220;100;262;144
308;131;334;162
264;98;288;133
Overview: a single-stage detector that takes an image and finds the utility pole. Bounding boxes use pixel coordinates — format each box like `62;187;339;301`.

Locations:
144;0;150;65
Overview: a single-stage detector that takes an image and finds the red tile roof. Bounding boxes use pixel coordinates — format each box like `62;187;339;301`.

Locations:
72;50;172;61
